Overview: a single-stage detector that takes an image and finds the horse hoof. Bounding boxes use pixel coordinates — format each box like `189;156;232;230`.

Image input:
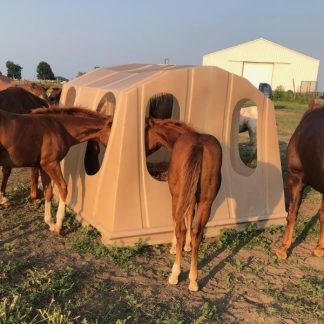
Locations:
184;245;191;252
1;201;10;208
313;246;324;257
276;248;288;260
168;276;178;285
169;247;176;255
0;196;9;207
189;281;199;292
31;198;42;205
49;224;61;235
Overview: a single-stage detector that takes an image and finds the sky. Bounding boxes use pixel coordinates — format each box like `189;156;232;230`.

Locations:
1;0;323;89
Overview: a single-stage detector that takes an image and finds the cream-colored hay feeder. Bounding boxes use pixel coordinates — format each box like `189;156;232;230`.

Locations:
60;64;286;246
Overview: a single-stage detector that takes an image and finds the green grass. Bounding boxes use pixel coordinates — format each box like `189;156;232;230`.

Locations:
263;275;324;321
216;223;284;254
69;226;155;273
274;101;307;139
0;259;82;323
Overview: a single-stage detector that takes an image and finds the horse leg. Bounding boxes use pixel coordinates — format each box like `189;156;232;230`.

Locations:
313;195;324;257
40;169;54;227
170;220;177;255
41;163;67;235
184;199;195;252
170;199;193;254
170;197;178;254
247;123;256;146
276;174;305;259
0;166;11;206
168;217;186;286
29;167;40;202
247;123;257;160
189;200;212;292
170;198;194;254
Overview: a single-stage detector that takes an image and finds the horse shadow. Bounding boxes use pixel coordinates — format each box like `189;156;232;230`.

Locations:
195;135;322;289
287;213;319;257
190;148;285;289
196;229;264;290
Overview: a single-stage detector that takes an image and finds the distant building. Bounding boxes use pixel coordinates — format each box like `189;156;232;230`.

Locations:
55;76;69;83
203;38;320;92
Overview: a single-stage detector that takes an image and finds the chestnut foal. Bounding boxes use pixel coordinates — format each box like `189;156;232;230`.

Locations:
0;86;48;205
146;118;222;291
276;106;324;259
0;107;112;234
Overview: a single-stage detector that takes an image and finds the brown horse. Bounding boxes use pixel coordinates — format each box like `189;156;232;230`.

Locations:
276;106;324;259
0;86;48;113
0;86;49;204
145;118;222;291
0;107;113;234
12;82;48;100
47;87;62;105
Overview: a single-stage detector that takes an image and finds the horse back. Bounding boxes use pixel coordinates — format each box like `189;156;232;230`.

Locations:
0;87;48;114
169;133;202;171
169;132;222;201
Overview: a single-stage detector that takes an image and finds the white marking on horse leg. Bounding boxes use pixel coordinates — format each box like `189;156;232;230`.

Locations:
44;200;52;225
52;199;66;235
168;262;181;285
0;193;9;206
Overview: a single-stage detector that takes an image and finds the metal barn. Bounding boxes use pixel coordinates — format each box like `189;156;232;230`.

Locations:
203;38;319;92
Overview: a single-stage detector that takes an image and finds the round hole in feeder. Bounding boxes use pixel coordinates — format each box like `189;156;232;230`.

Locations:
145;92;180;181
231;99;258;174
84;92;116;176
65;87;76;106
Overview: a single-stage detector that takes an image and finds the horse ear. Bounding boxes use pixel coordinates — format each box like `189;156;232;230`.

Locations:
148;117;155;128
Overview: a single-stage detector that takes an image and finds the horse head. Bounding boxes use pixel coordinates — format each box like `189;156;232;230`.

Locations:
145;117;162;156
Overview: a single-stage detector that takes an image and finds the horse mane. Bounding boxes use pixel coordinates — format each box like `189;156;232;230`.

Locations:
149;93;174;119
32;106;112;120
149;93;173;108
151;118;195;133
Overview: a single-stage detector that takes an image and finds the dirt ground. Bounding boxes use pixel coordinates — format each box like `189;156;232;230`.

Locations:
0;102;323;323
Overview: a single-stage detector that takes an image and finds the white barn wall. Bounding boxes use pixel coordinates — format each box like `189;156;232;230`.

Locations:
203;38;319;91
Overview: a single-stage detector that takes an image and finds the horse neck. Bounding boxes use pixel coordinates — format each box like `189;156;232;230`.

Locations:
57;115;111;145
154;123;191;151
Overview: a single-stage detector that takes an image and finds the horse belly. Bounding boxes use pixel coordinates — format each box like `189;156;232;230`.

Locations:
291;131;324;193
0;146;39;168
301;147;324;193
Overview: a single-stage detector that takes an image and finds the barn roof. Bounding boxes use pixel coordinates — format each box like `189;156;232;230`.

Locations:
203;38;319;63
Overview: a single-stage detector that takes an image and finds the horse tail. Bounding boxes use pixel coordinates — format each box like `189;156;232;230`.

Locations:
175;142;203;219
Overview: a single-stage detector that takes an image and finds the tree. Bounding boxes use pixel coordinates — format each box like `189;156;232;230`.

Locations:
37;61;55;80
6;60;22;80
